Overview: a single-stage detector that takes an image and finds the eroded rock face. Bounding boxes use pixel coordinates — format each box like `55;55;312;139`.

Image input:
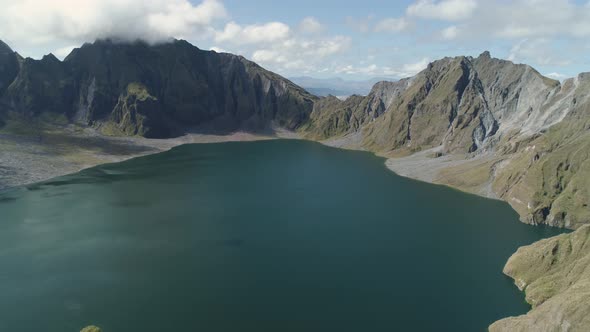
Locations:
303;79;412;140
0;40;20;95
4;53;74;116
492;73;590;229
0;39;316;137
489;225;590;332
362;56;483;153
108;83;164;137
305;52;563;156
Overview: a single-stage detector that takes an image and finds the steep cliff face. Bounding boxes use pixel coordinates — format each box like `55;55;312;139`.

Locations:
471;52;562;137
303;79;410;139
5;53;75;117
361;56;479;153
319;52;560;155
107;83;164;137
303;52;563;157
0;41;20;96
489;225;590;332
1;39;316;137
492;74;590;229
0;41;20;126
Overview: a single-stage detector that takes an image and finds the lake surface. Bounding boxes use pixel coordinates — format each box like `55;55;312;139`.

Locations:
0;140;562;332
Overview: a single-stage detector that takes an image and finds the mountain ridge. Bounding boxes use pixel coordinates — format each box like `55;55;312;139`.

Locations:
1;38;316;138
1;39;587;231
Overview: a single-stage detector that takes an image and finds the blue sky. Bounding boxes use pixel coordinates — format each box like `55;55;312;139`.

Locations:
2;0;590;80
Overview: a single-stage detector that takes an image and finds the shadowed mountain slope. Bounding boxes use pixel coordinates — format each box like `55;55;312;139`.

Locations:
1;39;316;138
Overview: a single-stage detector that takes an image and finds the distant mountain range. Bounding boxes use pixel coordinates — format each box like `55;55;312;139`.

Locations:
289;76;393;97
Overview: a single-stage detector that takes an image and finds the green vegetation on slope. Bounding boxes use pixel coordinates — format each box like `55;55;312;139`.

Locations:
489;225;590;332
103;82;162;137
493;74;590;229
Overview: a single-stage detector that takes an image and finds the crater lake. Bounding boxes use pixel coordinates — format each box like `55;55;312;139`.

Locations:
0;140;562;332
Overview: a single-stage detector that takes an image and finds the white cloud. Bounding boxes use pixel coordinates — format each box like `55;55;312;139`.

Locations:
251;36;352;73
508;39;572;67
2;0;586;79
400;0;590;74
252;49;282;63
299;17;324;34
0;0;356;77
426;0;590;41
212;19;352;75
53;45;77;59
334;57;430;78
441;26;459;40
0;0;227;46
215;21;290;45
401;58;430;76
407;0;477;21
374;18;409;33
335;64;376;75
545;72;568;80
487;1;582;39
209;46;227;53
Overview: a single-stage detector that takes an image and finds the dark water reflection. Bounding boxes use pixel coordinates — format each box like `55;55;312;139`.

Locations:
0;140;563;332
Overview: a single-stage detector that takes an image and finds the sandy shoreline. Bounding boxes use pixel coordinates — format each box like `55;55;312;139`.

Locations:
0;128;296;192
384;148;501;200
1;126;502;204
0;126;520;213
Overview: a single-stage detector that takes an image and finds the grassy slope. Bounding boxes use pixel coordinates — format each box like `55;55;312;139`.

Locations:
493;77;590;229
489;225;590;332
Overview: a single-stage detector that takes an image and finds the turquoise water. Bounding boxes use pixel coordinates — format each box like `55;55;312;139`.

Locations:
0;140;562;331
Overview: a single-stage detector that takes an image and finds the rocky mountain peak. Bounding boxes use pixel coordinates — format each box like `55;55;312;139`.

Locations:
0;40;20;94
41;53;60;63
478;50;491;59
1;39;315;137
307;48;574;155
0;40;14;55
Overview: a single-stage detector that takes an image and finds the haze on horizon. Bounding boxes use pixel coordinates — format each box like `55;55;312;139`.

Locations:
1;0;589;81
